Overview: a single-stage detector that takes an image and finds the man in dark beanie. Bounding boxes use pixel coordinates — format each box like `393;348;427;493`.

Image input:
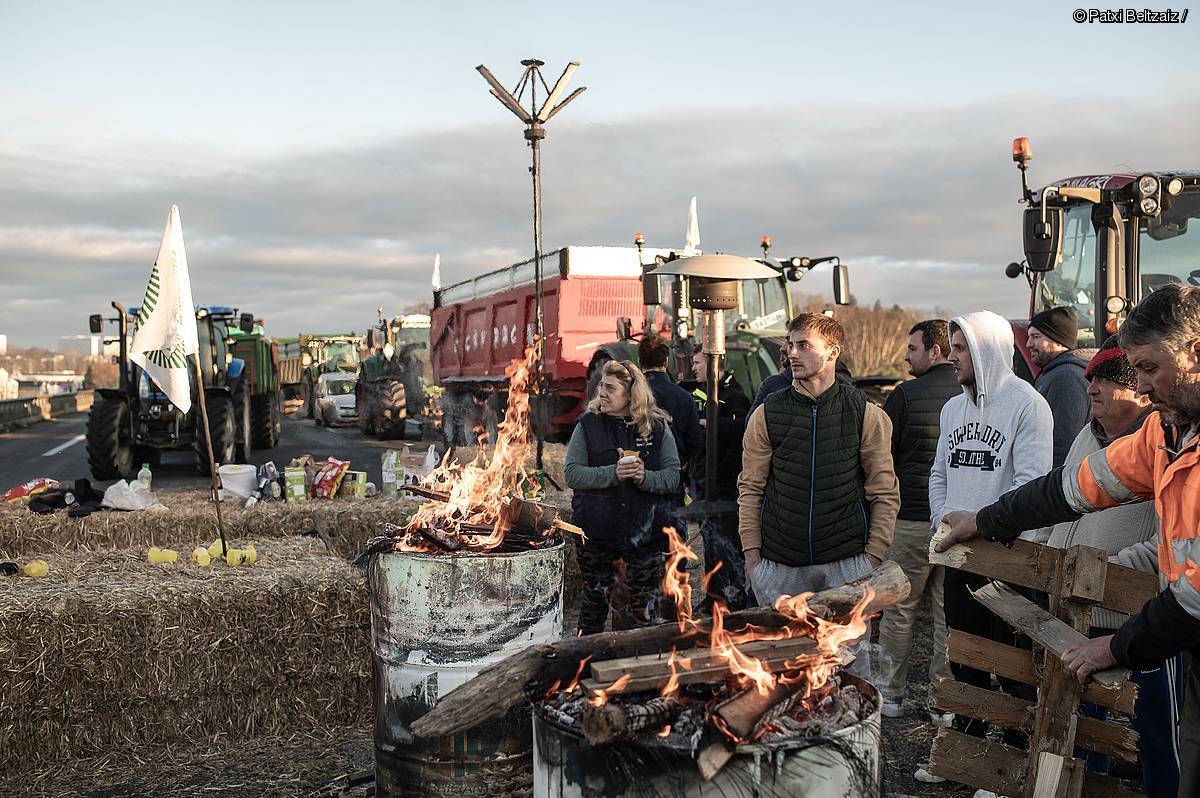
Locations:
1027;306;1090;466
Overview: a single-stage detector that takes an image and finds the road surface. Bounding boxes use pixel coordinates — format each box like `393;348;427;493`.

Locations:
0;410;435;493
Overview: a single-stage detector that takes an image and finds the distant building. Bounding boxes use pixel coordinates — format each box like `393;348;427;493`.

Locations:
0;333;7;355
59;334;103;357
0;367;17;400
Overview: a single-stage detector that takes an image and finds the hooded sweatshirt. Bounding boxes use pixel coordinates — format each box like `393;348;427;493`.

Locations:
928;311;1053;535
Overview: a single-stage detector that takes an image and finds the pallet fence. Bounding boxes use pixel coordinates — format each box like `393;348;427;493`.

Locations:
926;527;1159;798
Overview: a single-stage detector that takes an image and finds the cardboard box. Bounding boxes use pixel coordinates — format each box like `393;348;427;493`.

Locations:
284;467;308;502
339;470;367;499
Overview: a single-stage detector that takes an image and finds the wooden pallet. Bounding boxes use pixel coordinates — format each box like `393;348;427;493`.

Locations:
926;529;1157;798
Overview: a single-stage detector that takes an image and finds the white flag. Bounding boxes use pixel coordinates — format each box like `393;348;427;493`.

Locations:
432;252;442;291
129;205;199;413
683;196;700;256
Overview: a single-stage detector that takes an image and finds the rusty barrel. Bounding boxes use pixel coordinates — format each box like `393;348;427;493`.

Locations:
368;543;564;797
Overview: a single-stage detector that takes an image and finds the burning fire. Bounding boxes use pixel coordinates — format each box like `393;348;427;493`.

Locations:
658;526;872;710
395;345;540;553
588;673;632;708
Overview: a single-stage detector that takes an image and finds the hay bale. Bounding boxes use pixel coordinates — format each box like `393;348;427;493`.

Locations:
0;537;370;782
0;492;421;559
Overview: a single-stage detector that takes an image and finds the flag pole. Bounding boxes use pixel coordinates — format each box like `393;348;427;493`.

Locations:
192;355;229;557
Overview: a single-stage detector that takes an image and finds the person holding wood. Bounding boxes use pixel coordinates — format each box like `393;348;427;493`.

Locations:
928;311;1054;757
937;284;1200;797
565;359;684;635
737;313;899;605
877;319;960;726
1027;333;1182;797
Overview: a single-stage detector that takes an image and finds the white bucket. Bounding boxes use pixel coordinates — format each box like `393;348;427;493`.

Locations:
218;464;258;500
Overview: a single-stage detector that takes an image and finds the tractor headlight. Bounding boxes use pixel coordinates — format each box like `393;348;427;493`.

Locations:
149;404;164;419
1166;177;1185;197
225;353;233;365
1138;176;1160;197
1140;197;1160;215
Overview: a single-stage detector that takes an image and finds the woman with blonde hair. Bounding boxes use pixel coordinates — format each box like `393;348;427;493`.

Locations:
565;359;683;635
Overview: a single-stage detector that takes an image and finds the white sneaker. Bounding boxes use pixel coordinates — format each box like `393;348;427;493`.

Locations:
913;766;945;784
881;698;904;718
928;708;955;727
972;790;1010;798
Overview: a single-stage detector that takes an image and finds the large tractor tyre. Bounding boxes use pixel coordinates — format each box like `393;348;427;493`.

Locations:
193;395;236;473
86;398;134;480
377;379;407;439
232;382;252;462
251;393;280;449
403;372;428;419
303;377;316;419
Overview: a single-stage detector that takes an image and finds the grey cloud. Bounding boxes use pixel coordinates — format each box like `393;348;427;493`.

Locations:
2;92;1198;346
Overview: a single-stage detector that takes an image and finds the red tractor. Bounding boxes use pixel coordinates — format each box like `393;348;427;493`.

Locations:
1005;136;1200;379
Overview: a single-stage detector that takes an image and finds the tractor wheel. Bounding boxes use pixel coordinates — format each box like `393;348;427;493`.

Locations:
251;393;280;449
303;377;316;418
232;381;252;461
194;394;236;473
403;372;428;419
86;397;134;480
377;379;407;439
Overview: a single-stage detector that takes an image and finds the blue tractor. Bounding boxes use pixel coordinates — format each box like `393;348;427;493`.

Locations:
86;303;255;479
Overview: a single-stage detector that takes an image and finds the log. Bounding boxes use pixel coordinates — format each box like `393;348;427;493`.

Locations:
580;695;685;745
946;630;1137;714
404;484;451;502
588;636;840;689
410;559;911;738
415;522;463;551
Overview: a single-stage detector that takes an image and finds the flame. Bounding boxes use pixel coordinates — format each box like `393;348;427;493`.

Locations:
396;344;540;552
659;525;872;701
588;673;633;708
659;650;692;697
657;725;671;738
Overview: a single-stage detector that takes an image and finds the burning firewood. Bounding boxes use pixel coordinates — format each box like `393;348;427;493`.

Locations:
582;637;853;695
581;694;686;745
410;560;909;738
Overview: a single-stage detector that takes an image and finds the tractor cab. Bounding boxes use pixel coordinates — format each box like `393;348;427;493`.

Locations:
1006;136;1200;374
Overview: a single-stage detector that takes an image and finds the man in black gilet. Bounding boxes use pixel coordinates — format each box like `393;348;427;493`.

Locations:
877;319;960;726
737;314;900;604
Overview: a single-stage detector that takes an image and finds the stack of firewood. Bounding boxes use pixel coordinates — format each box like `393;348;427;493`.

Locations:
390;486;581;552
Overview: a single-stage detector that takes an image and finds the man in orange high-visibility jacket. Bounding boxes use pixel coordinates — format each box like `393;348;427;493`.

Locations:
937;283;1200;796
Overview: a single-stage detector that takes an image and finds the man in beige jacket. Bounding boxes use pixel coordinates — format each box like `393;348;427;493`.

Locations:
738;313;900;606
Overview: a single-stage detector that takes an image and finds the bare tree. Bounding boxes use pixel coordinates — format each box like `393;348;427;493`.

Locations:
792;294;948;379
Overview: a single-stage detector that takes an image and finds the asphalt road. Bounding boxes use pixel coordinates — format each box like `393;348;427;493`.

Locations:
0;409;435;493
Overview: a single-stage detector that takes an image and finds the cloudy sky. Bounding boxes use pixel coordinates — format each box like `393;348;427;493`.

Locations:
2;1;1197;347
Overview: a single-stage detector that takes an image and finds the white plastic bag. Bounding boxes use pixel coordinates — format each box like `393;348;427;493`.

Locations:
102;479;167;511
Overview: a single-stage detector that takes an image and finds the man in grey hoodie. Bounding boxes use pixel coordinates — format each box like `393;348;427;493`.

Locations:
929;311;1053;747
1028;306;1090;467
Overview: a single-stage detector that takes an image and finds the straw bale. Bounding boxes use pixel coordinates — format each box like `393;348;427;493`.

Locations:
0;537;370;782
0;491;421;559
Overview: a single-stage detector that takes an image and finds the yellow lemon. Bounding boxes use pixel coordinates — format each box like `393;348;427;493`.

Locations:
23;559;49;578
191;546;212;566
148;547;178;564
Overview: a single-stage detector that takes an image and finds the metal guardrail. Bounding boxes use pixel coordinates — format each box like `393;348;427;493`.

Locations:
0;390;95;429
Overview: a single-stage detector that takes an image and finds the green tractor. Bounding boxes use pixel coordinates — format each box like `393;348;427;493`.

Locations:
228;322;284;449
356;309;429;439
299;334;362;418
85;304;261;479
586;238;850;406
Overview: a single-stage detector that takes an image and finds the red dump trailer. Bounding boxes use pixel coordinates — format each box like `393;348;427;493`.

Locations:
430;245;670;444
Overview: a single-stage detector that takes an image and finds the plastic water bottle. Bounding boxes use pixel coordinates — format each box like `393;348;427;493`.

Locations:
137;463;153;491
